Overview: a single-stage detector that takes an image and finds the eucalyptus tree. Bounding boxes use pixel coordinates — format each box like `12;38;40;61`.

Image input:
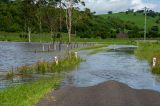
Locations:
64;0;85;44
35;0;47;33
42;0;59;43
21;0;37;42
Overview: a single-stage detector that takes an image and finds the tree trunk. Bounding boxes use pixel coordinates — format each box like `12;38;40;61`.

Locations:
28;27;31;43
59;1;62;32
68;7;72;44
39;18;42;33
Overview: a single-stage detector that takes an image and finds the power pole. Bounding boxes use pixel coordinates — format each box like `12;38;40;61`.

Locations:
144;6;147;40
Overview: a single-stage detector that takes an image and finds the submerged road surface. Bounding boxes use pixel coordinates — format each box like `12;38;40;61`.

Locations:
37;81;160;106
37;45;160;106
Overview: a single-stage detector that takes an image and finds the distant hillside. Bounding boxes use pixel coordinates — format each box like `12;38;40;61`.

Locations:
99;13;160;31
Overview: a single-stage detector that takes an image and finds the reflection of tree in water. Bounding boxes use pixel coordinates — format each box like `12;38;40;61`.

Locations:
66;74;74;85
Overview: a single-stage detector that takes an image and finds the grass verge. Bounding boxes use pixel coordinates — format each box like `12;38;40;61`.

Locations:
1;53;81;106
88;48;109;55
80;45;107;50
135;42;160;74
6;53;81;77
0;77;61;106
0;32;137;44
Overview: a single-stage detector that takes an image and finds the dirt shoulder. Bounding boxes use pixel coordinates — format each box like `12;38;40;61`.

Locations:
37;80;160;106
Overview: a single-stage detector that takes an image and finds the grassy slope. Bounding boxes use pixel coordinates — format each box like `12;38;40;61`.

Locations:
99;13;160;31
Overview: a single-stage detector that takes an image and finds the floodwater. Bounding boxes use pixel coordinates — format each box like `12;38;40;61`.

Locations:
62;45;160;92
0;42;93;88
0;42;90;72
1;42;160;92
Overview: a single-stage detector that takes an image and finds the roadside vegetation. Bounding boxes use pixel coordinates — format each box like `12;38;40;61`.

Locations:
88;48;109;55
0;31;137;44
0;77;61;106
6;53;81;78
135;42;160;74
1;52;81;106
0;1;160;43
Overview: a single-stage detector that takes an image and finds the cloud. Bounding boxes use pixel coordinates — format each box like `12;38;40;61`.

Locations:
81;0;159;14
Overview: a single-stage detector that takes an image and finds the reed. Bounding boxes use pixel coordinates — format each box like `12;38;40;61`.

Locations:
1;52;81;106
6;52;81;77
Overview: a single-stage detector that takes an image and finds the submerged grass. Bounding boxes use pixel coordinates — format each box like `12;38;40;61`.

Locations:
135;42;160;74
1;53;81;106
0;77;61;106
7;53;81;76
88;48;109;55
80;44;107;50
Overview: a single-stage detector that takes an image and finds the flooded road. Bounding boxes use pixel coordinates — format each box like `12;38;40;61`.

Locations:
63;45;160;92
0;42;160;92
0;42;90;72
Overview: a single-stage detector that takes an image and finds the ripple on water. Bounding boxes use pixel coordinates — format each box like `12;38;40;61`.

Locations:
63;45;160;92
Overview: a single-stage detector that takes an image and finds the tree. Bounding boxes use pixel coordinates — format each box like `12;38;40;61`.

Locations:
108;11;112;14
148;26;159;37
64;0;85;45
43;4;59;39
35;0;47;33
21;0;36;42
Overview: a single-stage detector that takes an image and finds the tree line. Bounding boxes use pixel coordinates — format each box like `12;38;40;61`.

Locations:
0;0;160;41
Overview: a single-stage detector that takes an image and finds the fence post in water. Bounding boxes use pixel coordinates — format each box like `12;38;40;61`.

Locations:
55;56;58;65
12;66;14;83
54;43;56;51
153;57;157;67
48;44;50;52
35;49;37;53
59;42;61;51
42;44;45;52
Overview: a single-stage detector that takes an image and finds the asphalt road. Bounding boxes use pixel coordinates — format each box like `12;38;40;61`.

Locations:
37;80;160;106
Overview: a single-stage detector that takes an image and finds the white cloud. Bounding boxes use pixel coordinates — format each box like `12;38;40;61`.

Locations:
80;0;159;14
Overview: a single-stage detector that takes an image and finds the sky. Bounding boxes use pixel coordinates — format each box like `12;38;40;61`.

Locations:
81;0;160;14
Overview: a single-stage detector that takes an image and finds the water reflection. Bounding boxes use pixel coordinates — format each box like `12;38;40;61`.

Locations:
0;42;94;88
0;42;93;72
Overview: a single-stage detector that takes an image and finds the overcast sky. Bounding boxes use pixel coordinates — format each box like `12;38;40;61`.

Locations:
81;0;160;14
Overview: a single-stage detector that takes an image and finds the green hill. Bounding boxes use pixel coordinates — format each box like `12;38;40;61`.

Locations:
99;13;160;31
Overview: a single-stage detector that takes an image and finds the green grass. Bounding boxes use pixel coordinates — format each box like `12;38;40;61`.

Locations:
0;31;138;44
6;52;81;77
99;13;160;32
135;42;160;74
0;32;70;42
80;45;107;50
77;38;135;44
0;77;61;106
1;53;81;106
135;42;160;60
88;47;109;55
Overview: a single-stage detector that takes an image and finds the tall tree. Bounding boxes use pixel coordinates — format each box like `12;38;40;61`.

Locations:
21;0;36;42
64;0;85;44
43;0;59;41
35;0;47;33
